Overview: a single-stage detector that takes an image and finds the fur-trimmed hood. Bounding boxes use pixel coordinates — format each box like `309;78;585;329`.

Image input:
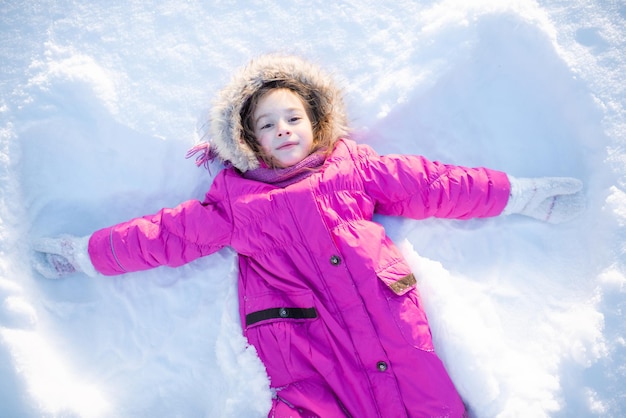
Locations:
207;54;349;172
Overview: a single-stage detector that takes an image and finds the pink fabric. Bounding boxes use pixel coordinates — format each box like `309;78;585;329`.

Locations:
185;142;218;171
242;150;326;187
89;139;510;417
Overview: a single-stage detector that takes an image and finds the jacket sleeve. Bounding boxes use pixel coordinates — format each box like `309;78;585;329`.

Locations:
87;172;234;276
354;143;510;220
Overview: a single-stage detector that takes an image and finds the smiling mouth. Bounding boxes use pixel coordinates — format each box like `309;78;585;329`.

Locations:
277;142;297;150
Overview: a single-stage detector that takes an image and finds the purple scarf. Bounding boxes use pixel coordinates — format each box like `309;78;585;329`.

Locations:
242;152;327;188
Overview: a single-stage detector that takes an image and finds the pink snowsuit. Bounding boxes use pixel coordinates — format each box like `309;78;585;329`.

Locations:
89;139;510;417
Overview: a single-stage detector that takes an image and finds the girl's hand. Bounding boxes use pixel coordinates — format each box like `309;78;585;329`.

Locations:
504;176;585;224
32;235;97;279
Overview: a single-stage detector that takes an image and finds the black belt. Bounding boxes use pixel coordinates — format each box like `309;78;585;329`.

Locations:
246;307;318;327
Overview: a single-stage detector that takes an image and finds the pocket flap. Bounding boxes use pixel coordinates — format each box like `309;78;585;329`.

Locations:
377;265;417;295
244;290;316;328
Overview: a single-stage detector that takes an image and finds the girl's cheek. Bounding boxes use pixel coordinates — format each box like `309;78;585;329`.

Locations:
258;135;273;153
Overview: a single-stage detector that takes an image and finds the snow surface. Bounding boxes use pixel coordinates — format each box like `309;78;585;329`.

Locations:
1;0;625;417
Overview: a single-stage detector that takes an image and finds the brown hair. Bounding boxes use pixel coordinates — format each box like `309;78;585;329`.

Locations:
239;79;336;168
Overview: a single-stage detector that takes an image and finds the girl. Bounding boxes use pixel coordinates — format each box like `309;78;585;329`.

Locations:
34;54;584;417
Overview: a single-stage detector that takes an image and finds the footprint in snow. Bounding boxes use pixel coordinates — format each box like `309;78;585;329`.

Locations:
574;27;609;51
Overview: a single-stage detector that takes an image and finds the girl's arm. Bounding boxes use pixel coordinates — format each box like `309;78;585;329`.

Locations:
32;172;234;278
88;197;232;275
355;143;510;220
355;143;583;222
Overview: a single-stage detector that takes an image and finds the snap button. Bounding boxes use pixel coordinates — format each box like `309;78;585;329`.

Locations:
279;308;288;318
376;361;388;372
330;255;341;266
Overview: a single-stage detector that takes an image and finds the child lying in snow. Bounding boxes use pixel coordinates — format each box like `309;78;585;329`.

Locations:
33;54;584;417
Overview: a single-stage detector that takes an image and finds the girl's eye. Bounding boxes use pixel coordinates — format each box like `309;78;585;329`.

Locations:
259;123;272;130
289;116;302;123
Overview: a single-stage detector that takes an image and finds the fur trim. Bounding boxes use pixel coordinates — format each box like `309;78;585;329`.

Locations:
209;54;348;172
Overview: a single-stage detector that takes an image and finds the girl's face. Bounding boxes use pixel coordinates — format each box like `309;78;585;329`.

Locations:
253;88;314;168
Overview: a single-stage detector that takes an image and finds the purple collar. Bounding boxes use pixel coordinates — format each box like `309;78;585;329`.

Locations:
242;152;326;187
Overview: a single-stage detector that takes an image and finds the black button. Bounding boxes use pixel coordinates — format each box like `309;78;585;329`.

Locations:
279;308;288;318
376;361;388;372
330;255;341;265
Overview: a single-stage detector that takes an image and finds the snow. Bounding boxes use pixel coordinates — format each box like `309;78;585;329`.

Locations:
0;0;624;416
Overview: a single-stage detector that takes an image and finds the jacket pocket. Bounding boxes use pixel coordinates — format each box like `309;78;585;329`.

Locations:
243;290;332;387
378;271;435;352
244;290;318;327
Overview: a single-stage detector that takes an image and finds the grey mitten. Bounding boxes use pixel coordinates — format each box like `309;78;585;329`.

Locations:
32;235;97;279
503;176;585;224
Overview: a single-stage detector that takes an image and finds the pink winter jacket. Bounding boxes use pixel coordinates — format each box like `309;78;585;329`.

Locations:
89;139;510;417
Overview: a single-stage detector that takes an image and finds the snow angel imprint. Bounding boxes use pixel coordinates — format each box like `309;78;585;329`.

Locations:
33;54;585;418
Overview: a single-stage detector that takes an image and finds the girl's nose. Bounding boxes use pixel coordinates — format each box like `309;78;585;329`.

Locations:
277;121;292;137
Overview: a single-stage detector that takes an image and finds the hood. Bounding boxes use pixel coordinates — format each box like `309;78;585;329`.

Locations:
207;54;349;172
